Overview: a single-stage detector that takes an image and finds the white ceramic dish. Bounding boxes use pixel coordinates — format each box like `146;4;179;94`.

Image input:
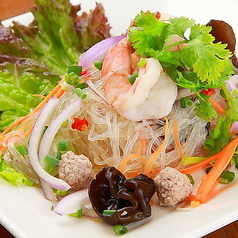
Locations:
1;0;238;237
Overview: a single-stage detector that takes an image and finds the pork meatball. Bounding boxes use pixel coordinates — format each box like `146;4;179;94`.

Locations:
58;151;94;191
154;167;193;206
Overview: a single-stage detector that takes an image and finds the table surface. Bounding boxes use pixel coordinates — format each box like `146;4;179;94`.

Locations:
0;0;238;237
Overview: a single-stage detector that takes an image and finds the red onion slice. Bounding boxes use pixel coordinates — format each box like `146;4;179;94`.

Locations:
28;97;71;191
226;75;238;92
78;35;125;69
54;189;89;215
230;121;238;133
38;97;82;165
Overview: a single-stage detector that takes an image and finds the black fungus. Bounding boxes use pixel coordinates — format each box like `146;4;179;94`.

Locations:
88;166;156;225
207;19;238;68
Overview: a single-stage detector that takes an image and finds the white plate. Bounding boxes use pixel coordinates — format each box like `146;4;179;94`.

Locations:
1;0;238;237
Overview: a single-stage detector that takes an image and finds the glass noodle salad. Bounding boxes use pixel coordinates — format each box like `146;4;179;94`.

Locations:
1;0;238;235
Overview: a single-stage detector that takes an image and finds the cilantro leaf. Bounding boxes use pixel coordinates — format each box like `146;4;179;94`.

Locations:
194;93;217;121
128;12;234;122
129;11;170;57
128;12;234;89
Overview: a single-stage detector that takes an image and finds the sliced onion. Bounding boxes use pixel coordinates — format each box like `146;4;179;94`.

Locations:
28;97;71;191
225;75;238;92
54;189;89;215
78;35;126;69
82;203;98;218
230;121;238;133
38;97;82;165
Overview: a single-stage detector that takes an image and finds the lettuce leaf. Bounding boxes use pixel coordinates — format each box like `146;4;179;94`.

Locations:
0;0;111;131
0;156;33;186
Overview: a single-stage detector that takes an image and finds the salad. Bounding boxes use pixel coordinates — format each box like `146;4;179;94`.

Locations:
1;0;238;235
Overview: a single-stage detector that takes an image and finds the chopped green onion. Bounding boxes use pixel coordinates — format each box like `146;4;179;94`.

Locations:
76;82;87;89
186;174;195;185
67;65;82;75
43;154;59;167
206;167;235;184
57;139;69;152
65;72;79;85
219;170;235;184
94;60;103;70
56;151;62;160
236;161;238;169
180;96;193;108
74;88;87;99
182;156;208;166
204;138;215;151
137;58;147;67
55;190;68;197
69;208;83;218
128;73;138;85
113;225;128;235
103;210;117;215
15;145;28;155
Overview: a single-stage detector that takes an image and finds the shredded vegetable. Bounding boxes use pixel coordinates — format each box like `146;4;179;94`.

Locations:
0;5;238;234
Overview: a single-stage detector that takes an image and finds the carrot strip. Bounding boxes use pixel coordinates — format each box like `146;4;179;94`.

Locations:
208;97;225;115
32;94;46;99
118;153;147;173
139;138;148;155
172;115;184;159
54;87;66;98
143;117;169;176
193;136;238;203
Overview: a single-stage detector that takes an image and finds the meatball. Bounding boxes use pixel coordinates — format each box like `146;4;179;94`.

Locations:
154;167;193;207
58;151;94;191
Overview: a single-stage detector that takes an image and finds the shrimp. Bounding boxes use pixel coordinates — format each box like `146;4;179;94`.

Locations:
101;38;178;121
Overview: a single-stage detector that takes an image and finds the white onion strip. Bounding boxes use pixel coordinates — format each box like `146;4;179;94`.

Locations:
28;97;70;191
38;97;82;164
54;189;88;215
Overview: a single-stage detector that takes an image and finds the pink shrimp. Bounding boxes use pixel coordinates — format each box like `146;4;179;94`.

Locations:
101;38;178;121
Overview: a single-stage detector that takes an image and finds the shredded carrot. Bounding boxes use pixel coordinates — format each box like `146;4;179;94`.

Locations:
118;153;147;173
191;136;238;203
139;138;148;155
208;97;225;115
172;115;184;159
32;94;46;99
54;87;66;98
143;117;169;176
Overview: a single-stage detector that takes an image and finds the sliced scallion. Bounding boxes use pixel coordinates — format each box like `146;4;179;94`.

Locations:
67;65;82;75
15;145;28;155
76;82;87;89
181;96;193;108
186;174;195;185
65;72;79;85
128;73;138;85
206;167;235;184
103;209;117;215
55;190;68;197
137;58;146;67
69;208;83;218
57;139;69;152
74;88;87;99
43;154;60;167
94;60;103;70
113;225;128;235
